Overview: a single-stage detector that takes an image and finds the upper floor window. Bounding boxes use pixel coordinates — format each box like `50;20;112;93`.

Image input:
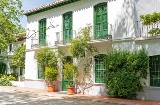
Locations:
9;44;12;52
63;12;73;44
149;55;160;87
39;18;46;46
94;3;108;40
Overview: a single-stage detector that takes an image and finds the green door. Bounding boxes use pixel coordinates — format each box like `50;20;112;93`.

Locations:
62;75;73;91
62;56;73;91
63;12;72;44
39;18;46;46
94;3;108;40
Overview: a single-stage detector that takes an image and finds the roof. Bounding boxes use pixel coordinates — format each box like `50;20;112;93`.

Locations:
23;0;80;16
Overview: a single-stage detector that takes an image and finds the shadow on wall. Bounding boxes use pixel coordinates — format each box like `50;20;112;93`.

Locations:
112;0;139;39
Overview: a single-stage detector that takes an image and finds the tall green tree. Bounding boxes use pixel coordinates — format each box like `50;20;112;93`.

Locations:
11;45;26;68
0;0;23;51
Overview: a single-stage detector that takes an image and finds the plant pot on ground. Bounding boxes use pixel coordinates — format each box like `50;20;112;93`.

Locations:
63;63;78;95
45;67;58;92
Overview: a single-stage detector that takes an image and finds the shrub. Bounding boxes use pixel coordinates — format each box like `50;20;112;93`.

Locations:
0;79;12;86
0;74;16;81
45;67;58;85
104;49;149;99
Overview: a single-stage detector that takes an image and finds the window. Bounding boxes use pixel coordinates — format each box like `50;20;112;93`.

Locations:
149;55;160;87
63;12;72;44
94;54;106;83
94;3;108;39
37;63;44;79
20;67;23;76
9;44;12;52
39;18;46;46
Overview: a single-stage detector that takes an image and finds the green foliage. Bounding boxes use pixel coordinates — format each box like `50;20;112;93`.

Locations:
11;45;26;68
70;24;97;58
0;0;24;51
63;63;78;86
0;74;16;81
104;49;149;99
0;79;12;86
140;12;160;35
10;72;18;80
45;67;58;85
36;47;57;71
0;61;7;74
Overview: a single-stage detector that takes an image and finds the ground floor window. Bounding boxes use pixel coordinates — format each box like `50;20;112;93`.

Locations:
94;54;106;83
149;55;160;87
37;63;44;79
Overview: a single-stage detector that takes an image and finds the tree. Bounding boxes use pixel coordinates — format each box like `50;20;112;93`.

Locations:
0;0;23;51
69;24;98;94
11;45;26;68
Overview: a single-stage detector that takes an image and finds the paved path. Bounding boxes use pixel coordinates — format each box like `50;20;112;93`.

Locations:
0;87;116;105
0;86;160;105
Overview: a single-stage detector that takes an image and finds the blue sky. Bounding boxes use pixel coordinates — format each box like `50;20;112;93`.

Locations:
20;0;55;28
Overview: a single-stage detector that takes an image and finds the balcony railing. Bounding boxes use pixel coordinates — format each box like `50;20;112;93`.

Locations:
136;21;160;38
55;23;112;45
55;30;76;45
31;36;47;49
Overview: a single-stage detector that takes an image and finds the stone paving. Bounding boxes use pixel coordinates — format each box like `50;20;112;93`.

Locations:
0;86;160;105
0;87;118;105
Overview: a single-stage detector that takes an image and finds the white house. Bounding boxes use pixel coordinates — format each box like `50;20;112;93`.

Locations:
24;0;160;101
0;36;26;79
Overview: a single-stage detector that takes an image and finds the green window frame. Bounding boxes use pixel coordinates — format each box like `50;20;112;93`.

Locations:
149;55;160;87
94;54;106;83
37;63;45;79
63;12;73;44
94;3;108;40
39;18;46;46
20;67;23;76
9;44;12;52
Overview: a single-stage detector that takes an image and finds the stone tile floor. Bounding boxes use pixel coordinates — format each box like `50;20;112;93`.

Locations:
0;86;159;105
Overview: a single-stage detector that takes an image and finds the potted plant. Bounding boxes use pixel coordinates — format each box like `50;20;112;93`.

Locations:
63;63;78;95
45;67;58;92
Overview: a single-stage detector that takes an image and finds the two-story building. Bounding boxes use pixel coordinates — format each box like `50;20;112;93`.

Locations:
24;0;160;101
0;35;26;80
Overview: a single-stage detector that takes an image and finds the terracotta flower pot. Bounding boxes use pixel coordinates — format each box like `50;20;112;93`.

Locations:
67;86;75;95
48;85;55;92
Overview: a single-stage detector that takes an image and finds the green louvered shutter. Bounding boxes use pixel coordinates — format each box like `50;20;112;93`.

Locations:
39;18;46;46
94;3;108;40
63;12;72;44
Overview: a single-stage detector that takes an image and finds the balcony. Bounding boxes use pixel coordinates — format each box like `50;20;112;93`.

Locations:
55;23;112;46
31;36;47;49
135;21;160;40
55;30;76;45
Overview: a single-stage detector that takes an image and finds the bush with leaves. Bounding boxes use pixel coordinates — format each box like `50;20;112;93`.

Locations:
36;47;57;71
0;79;12;86
104;49;149;99
45;67;58;86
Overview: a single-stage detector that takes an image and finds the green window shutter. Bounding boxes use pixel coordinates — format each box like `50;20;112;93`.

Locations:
39;18;46;46
63;12;73;44
37;63;45;79
149;56;160;87
94;3;108;40
94;54;106;83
